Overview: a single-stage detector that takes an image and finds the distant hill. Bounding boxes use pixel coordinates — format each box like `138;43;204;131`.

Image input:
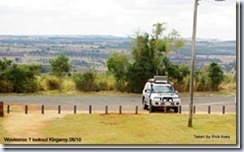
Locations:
0;35;236;73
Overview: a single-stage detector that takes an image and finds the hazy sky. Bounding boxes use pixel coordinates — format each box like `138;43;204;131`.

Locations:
0;0;237;40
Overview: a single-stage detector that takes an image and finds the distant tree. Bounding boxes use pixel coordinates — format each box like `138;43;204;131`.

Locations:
107;51;129;91
50;55;71;91
50;55;71;77
207;63;224;91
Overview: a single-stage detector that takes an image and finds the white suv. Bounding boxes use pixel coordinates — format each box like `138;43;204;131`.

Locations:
142;76;181;113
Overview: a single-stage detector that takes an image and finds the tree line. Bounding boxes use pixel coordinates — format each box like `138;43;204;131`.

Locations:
107;23;227;93
0;23;230;94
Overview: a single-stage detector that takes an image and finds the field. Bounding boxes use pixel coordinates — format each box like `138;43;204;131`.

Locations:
42;114;236;145
1;107;236;145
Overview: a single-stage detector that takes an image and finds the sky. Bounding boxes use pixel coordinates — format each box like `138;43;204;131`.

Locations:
0;0;237;40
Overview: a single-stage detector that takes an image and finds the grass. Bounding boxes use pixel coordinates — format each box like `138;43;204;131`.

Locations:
42;114;236;144
0;118;8;144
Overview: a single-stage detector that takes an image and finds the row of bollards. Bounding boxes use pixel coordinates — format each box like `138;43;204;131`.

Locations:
21;105;139;115
0;102;229;116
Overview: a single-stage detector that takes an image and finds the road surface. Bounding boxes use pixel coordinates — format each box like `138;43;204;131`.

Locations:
0;95;236;113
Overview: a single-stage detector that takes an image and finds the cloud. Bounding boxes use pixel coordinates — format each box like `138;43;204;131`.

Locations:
0;0;236;40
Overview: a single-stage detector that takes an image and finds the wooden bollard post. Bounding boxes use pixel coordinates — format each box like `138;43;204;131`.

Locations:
105;105;108;114
25;105;28;114
58;105;61;114
89;105;92;114
179;106;182;114
135;106;138;114
119;105;122;114
164;106;167;113
41;105;44;114
222;105;225;114
193;106;196;114
74;105;77;114
7;105;10;114
0;102;4;117
208;105;211;114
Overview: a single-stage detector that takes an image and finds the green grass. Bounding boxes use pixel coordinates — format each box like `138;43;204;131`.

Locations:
42;114;236;144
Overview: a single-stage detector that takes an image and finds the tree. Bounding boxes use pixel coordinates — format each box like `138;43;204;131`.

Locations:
50;55;71;91
0;58;12;73
107;51;129;91
0;58;13;93
50;55;71;77
207;63;224;91
127;22;185;93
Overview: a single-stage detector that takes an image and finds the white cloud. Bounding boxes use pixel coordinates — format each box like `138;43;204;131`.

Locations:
0;0;237;40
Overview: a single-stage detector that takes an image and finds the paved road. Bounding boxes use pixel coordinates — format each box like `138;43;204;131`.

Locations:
1;95;236;113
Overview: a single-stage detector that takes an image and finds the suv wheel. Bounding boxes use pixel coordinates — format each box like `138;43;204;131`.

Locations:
149;102;155;113
174;107;179;113
142;97;148;110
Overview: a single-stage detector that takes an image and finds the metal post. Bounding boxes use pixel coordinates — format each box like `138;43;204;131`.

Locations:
41;105;44;114
179;106;182;114
74;105;77;114
188;0;199;128
135;106;138;114
89;105;92;114
208;106;211;114
119;106;122;114
25;105;28;114
58;105;61;114
7;105;10;114
222;105;225;114
105;105;108;114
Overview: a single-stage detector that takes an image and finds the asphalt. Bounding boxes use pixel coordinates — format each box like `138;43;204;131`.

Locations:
0;95;236;113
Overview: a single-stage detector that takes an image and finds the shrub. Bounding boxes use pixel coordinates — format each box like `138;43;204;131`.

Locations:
0;80;12;93
6;64;40;93
73;71;96;92
45;77;61;90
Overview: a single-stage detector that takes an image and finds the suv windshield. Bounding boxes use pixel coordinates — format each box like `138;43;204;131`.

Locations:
152;85;174;93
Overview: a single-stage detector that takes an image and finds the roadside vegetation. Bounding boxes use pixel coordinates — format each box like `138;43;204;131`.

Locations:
41;114;236;144
0;22;236;95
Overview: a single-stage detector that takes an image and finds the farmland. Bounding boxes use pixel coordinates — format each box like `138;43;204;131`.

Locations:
0;35;236;73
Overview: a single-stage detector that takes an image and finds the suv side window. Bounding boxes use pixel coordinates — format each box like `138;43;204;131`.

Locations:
146;83;151;92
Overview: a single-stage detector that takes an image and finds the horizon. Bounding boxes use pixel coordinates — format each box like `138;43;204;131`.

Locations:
0;34;236;41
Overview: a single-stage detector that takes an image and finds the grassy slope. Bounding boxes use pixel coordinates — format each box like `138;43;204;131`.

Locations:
42;114;236;144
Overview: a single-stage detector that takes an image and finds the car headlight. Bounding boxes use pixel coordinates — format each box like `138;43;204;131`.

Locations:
173;98;181;102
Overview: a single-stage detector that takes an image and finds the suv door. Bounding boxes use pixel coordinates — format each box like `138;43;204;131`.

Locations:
144;83;151;104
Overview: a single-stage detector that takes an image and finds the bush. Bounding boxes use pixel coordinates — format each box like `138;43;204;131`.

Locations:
45;77;61;90
0;80;12;93
6;64;40;93
73;71;96;92
62;78;75;92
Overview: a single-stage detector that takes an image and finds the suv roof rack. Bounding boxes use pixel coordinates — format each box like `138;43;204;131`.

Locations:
148;76;169;84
